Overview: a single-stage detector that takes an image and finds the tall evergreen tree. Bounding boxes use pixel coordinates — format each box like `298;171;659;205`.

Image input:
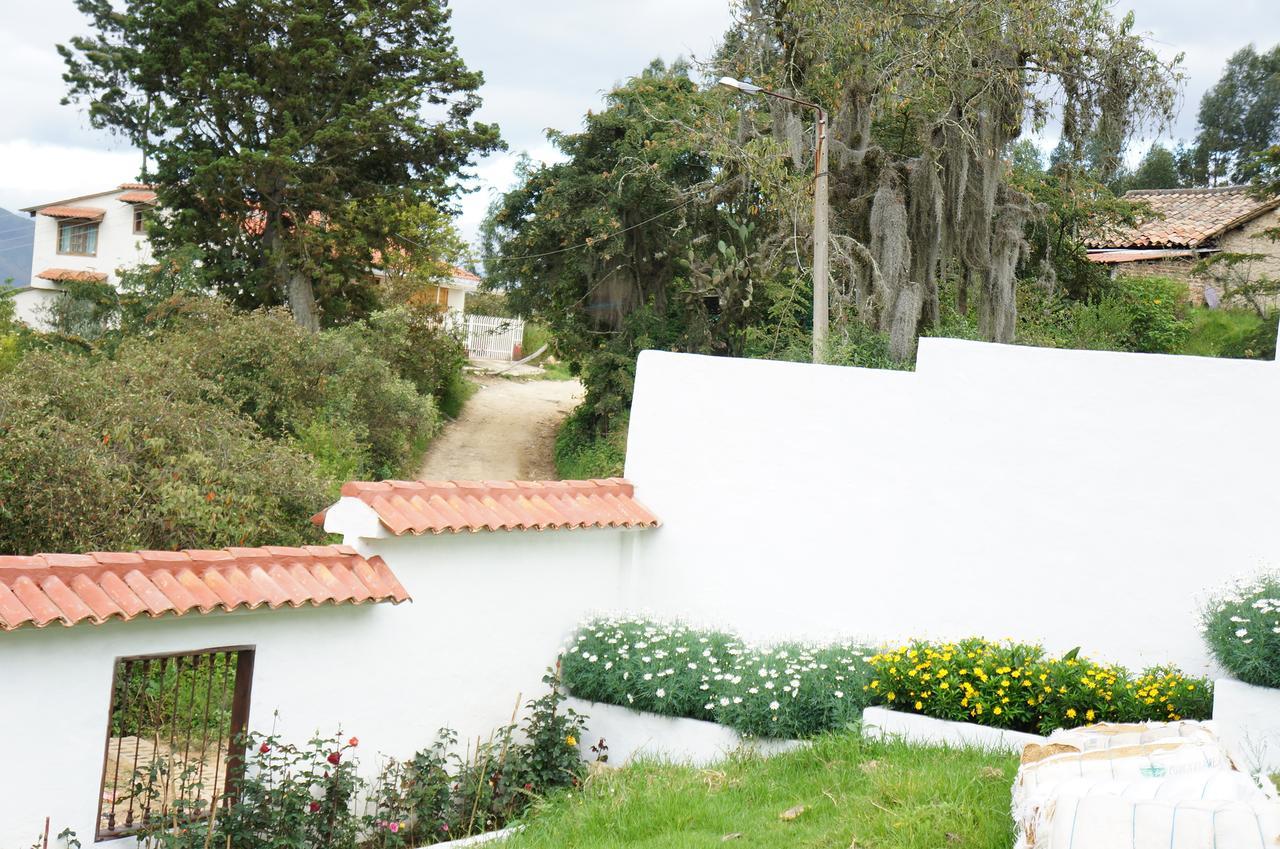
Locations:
60;0;502;328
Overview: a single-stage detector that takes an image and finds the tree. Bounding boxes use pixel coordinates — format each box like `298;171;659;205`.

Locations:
1127;144;1182;190
1193;145;1280;312
483;61;783;434
714;0;1181;358
1193;44;1280;185
60;0;502;329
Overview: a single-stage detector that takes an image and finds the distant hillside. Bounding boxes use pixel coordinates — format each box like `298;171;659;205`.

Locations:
0;208;33;288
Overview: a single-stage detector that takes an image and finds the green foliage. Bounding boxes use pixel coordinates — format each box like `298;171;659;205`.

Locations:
1179;308;1278;359
1125;143;1184;190
561;617;872;739
504;733;1018;849
61;0;502;326
554;408;626;480
867;639;1214;735
1109;276;1191;352
358;306;469;403
465;289;516;318
1191;44;1280;185
1200;570;1280;690
0;345;329;553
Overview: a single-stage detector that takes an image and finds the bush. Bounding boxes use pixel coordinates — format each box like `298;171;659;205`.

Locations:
1200;570;1280;689
1179;308;1278;359
554;407;626;479
138;300;441;481
866;638;1213;735
561;617;873;739
1109;276;1191;352
0;348;329;553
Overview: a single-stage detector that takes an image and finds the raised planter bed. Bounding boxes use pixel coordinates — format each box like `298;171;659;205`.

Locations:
1213;678;1280;774
861;706;1047;753
565;696;803;766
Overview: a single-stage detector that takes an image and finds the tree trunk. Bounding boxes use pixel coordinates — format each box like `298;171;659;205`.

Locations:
266;215;320;332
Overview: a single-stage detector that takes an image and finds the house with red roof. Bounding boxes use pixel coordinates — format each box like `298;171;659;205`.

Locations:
1086;186;1280;304
16;184;157;327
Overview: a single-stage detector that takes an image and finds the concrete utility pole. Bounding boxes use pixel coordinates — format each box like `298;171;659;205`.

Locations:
718;77;831;364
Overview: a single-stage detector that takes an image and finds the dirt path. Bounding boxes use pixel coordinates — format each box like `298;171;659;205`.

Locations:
418;375;583;480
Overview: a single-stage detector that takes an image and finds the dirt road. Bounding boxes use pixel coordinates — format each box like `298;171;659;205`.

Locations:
418;375;583;480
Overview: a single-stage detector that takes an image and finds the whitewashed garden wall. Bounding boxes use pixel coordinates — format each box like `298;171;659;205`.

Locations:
624;340;1280;675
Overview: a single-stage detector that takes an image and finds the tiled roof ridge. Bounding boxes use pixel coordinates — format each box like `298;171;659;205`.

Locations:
1123;185;1254;197
0;544;410;631
336;477;660;535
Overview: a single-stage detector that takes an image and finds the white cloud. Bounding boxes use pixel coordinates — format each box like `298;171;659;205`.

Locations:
0;140;141;210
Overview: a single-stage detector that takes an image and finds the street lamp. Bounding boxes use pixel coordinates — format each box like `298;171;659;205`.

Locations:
719;76;829;364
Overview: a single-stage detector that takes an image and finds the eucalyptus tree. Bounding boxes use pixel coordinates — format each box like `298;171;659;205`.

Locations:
60;0;502;329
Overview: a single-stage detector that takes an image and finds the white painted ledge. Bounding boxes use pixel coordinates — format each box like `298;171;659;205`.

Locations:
1213;678;1280;774
861;706;1047;753
566;697;803;766
426;825;522;848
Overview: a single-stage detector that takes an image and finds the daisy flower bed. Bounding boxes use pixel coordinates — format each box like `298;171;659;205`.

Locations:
560;616;873;741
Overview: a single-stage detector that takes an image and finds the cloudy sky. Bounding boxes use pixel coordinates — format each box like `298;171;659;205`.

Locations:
1;0;1277;249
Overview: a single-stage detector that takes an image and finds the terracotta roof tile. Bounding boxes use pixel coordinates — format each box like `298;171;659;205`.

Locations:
36;268;108;283
38;205;106;220
337;478;661;535
0;545;409;631
1087;187;1280;249
118;190;158;204
118;182;154;190
451;265;482;283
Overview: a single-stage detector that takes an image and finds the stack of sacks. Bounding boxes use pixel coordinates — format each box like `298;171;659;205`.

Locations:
1012;721;1280;849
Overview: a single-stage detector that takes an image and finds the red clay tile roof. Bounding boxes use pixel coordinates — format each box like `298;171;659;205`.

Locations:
118;190;157;204
36;268;109;283
38;205;106;220
0;545;409;631
118;182;154;190
338;479;660;535
1086;187;1280;249
451;266;482;283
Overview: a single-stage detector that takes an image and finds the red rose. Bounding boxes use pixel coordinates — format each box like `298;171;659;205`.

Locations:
309;801;320;813
259;743;271;754
327;751;341;765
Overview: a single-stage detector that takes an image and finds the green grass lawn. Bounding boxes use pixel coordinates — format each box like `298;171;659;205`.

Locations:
506;734;1017;849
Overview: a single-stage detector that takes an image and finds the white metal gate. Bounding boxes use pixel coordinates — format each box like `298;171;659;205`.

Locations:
465;314;525;361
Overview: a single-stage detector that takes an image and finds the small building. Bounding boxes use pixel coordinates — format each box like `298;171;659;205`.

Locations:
16;184;156;327
1085;186;1280;303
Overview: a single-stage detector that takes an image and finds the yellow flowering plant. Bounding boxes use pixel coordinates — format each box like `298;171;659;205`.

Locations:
865;638;1213;734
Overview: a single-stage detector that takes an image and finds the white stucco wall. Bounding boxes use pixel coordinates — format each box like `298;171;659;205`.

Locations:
623;341;1280;675
0;528;632;846
28;190;154;287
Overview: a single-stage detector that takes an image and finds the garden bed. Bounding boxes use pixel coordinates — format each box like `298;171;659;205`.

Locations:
566;697;804;766
1213;678;1280;774
861;706;1046;753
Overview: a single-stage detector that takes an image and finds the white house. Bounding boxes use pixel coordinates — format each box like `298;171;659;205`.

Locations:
15;184;156;327
14;185;481;329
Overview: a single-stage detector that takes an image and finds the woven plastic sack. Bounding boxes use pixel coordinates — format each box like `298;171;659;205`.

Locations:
1045;721;1221;753
1031;795;1280;849
1014;740;1233;812
1015;770;1269;849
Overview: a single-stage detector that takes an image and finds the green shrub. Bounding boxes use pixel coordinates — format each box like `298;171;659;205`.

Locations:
866;638;1213;735
1179;308;1278;359
0;348;329;553
358;306;468;402
554;407;626;479
1200;570;1280;689
561;617;873;739
139;301;440;481
1109;276;1191;352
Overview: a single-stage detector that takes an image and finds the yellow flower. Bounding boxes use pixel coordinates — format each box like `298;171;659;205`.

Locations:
566;735;577;747
915;701;923;710
1086;709;1095;721
1066;708;1077;719
993;706;1002;715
